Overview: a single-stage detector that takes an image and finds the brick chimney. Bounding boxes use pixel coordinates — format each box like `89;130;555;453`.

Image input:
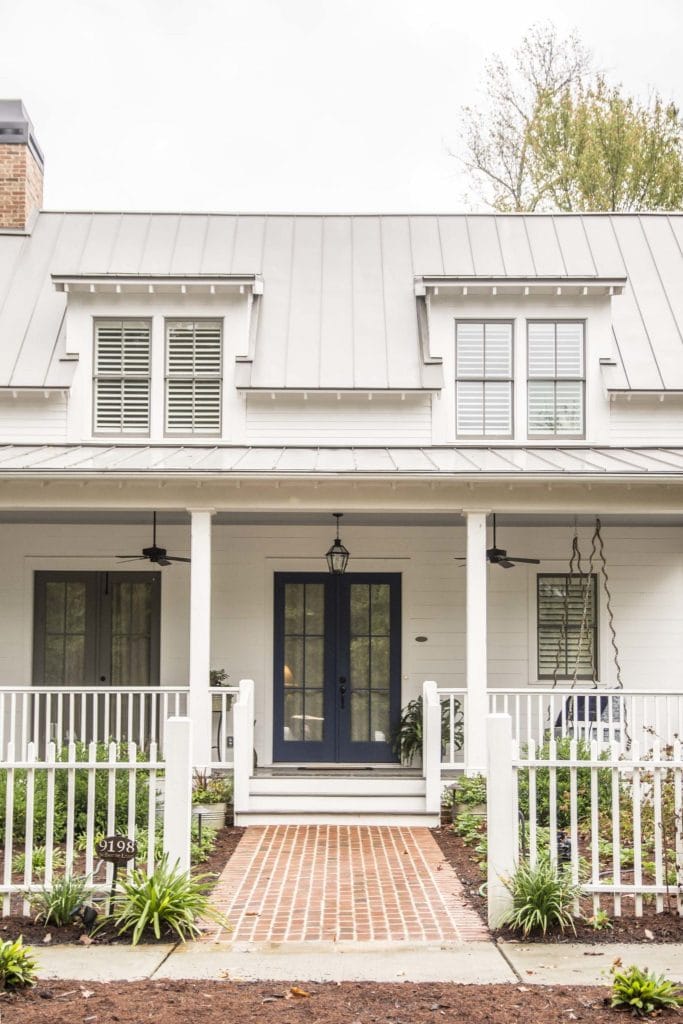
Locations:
0;100;44;231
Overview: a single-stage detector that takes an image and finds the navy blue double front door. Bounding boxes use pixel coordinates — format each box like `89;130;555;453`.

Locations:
273;573;401;763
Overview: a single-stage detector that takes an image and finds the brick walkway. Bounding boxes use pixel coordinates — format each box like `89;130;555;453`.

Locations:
206;826;489;943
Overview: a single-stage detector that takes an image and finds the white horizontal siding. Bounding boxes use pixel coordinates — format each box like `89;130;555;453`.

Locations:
610;396;683;444
0;522;681;764
245;393;432;444
0;394;68;441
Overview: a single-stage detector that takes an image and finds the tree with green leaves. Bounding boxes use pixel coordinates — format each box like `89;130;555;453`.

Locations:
460;23;683;212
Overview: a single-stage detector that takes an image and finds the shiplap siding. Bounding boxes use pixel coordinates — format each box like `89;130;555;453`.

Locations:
0;522;680;764
245;394;432;444
0;394;68;441
610;397;683;444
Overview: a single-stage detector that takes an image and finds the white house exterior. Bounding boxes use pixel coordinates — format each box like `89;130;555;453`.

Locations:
2;100;683;825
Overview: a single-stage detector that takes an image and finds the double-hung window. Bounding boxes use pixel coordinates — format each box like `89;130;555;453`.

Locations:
527;321;585;436
455;321;513;437
537;573;598;680
165;320;222;435
93;320;151;434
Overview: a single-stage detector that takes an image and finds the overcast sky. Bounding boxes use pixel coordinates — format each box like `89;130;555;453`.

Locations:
1;0;681;213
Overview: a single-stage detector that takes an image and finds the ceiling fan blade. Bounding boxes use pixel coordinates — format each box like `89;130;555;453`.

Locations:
157;558;172;567
165;556;191;563
497;559;516;569
117;556;146;562
506;556;541;564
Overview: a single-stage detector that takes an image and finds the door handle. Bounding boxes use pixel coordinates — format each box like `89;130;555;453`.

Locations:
339;677;347;709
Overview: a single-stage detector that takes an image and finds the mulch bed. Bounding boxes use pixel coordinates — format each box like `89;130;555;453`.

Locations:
1;980;631;1024
0;826;246;947
432;825;683;944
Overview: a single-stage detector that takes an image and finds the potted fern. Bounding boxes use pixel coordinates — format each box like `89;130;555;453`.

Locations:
391;695;464;767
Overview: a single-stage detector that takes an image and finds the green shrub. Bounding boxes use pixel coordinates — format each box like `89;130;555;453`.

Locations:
501;854;581;937
0;742;152;844
611;964;683;1017
12;845;65;879
454;810;485;845
517;737;611;829
28;874;92;927
0;937;38;990
192;771;232;805
584;909;612;931
111;855;228;945
455;774;487;806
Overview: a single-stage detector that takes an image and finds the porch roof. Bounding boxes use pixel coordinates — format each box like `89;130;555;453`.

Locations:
1;443;683;478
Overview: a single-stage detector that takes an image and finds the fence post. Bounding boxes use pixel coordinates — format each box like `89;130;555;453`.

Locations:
163;717;193;874
232;680;254;817
487;713;516;929
423;680;441;813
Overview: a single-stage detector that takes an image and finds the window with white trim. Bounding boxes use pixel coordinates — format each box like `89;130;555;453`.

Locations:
93;320;151;434
165;320;222;435
537;573;597;680
527;321;584;436
455;321;513;437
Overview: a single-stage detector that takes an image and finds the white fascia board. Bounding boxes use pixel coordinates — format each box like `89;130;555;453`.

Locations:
52;274;264;295
415;275;627;296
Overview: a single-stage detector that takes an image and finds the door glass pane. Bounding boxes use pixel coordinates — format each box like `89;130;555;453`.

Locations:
349;583;392;746
282;582;325;744
42;580;88;686
110;580;152;686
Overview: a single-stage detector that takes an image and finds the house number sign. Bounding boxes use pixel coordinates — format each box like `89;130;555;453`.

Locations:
97;835;138;863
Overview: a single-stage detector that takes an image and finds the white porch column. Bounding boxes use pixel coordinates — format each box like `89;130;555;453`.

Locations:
465;510;488;775
188;508;214;767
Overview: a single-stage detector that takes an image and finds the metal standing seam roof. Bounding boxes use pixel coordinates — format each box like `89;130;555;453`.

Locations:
2;212;683;390
1;444;683;476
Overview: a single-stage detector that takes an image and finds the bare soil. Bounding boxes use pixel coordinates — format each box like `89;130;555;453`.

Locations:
432;826;683;943
0;827;245;947
0;981;631;1024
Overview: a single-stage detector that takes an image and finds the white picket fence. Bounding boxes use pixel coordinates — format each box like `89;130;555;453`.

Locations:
0;719;194;917
486;714;683;927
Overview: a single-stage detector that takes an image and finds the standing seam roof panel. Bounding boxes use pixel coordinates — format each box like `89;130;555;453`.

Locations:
285;217;323;388
351;217;389;389
319;217;355;389
380;216;422;389
251;216;294;388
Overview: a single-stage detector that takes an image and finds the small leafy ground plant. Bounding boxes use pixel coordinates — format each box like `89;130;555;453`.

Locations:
501;854;581;937
0;937;38;990
111;854;228;945
611;963;683;1017
28;873;92;927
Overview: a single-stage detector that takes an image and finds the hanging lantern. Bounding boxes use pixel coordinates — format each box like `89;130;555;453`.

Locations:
325;512;349;575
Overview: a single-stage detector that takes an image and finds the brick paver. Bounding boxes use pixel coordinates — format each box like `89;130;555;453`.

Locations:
206;826;489;943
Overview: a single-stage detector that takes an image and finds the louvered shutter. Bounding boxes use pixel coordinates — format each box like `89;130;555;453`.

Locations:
456;322;512;437
94;321;151;434
537;574;597;679
527;322;584;436
166;321;222;434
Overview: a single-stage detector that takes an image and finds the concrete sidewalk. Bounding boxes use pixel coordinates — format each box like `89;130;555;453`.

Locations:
33;939;683;985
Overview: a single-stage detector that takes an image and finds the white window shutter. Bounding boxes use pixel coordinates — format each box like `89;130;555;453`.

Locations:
94;321;151;433
527;323;556;378
166;321;222;434
456;322;512;437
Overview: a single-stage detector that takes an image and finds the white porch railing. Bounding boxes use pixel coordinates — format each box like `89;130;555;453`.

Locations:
0;687;189;760
435;685;683;773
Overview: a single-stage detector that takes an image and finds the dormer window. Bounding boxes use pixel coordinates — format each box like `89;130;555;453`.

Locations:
455;321;513;438
165;320;222;435
93;320;151;435
527;321;585;437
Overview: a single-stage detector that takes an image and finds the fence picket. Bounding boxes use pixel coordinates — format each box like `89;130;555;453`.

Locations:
147;741;158;875
590;740;600;917
674;739;682;917
568;739;579;915
44;741;56;890
528;738;537;865
22;742;36;914
65;741;76;878
548;738;558;865
127;742;137;879
631;741;642;917
653;739;664;913
2;742;15;915
611;742;621;917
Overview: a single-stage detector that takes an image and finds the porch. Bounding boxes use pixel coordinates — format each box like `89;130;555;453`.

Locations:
0;501;682;824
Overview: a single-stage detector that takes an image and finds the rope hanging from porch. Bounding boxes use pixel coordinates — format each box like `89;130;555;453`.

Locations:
550;518;629;747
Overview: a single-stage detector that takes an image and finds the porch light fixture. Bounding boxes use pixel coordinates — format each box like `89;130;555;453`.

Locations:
325;513;350;575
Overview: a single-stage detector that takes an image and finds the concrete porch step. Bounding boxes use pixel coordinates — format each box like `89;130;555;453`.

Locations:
249;776;426;797
234;810;440;826
246;793;427;813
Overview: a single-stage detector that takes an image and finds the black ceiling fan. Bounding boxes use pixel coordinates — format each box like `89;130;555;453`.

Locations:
457;514;541;569
117;512;191;567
